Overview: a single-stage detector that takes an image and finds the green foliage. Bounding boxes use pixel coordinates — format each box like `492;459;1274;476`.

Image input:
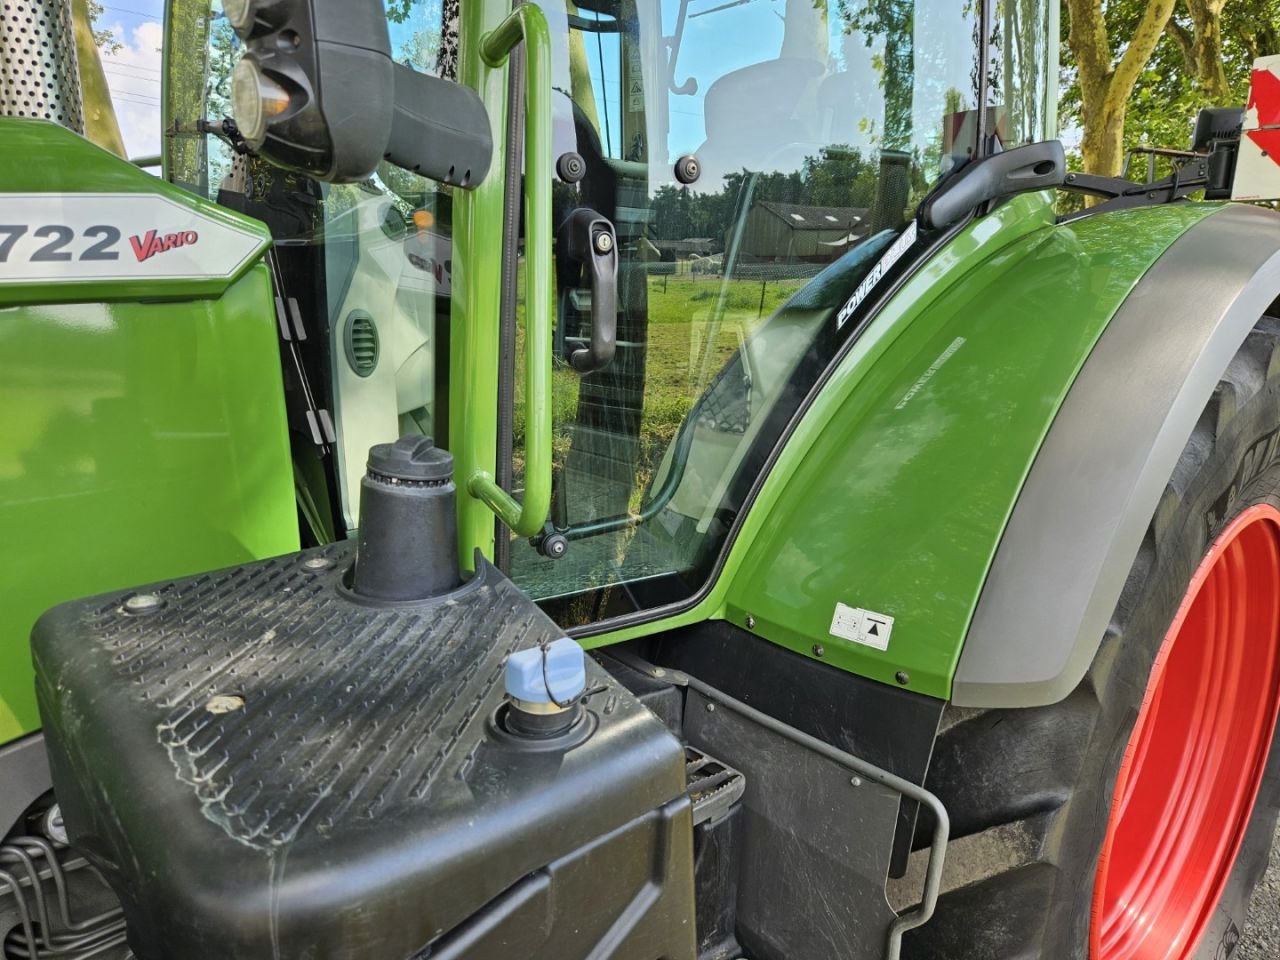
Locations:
1061;0;1280;167
87;0;121;53
649;147;882;246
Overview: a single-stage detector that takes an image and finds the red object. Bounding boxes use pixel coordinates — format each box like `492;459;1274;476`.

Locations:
1091;504;1280;959
1246;69;1280;166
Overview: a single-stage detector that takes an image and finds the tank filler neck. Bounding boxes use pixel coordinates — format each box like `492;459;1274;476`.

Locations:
352;435;463;601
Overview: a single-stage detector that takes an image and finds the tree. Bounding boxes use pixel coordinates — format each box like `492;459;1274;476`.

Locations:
1167;0;1230;101
1061;0;1280;183
1063;0;1178;176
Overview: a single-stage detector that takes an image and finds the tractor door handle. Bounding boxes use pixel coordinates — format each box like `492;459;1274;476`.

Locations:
561;207;618;374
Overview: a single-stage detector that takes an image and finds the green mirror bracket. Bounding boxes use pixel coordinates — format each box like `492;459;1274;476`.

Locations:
464;4;554;539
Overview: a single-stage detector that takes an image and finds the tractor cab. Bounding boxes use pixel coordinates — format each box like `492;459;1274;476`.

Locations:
163;0;1055;627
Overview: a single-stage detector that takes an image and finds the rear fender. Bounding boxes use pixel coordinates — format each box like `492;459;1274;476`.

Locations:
953;203;1280;707
716;198;1220;699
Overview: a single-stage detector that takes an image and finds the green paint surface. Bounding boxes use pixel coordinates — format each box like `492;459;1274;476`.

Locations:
450;0;514;569
589;196;1220;700
719;199;1218;697
0;119;269;305
0;123;296;744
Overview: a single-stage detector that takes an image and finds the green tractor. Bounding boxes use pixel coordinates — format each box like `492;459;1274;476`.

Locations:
4;0;1280;956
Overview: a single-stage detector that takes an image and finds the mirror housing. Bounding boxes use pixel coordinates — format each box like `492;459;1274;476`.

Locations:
229;0;492;187
920;140;1066;230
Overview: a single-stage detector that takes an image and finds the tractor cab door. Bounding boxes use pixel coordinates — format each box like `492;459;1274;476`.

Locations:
506;0;996;625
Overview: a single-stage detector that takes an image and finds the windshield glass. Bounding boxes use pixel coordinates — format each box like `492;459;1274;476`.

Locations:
162;0;1055;624
508;0;1055;625
165;0;459;537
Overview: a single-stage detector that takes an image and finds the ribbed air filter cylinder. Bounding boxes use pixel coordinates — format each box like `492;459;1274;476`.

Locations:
1;0;84;133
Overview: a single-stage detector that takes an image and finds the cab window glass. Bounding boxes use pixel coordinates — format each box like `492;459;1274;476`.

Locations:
164;0;455;535
509;0;1053;626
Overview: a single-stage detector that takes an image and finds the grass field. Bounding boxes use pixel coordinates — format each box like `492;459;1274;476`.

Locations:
514;270;808;509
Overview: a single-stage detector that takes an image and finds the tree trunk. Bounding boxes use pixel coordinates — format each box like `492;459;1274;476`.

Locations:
1067;0;1177;178
1081;100;1127;177
1185;0;1231;102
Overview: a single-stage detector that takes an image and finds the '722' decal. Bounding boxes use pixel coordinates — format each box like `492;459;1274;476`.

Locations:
0;224;122;263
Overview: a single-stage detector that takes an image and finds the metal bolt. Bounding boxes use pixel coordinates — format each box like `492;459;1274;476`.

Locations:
674;154;701;184
745;615;756;629
593;231;614;255
895;670;910;686
850;776;863;788
705;702;716;713
122;593;162;615
206;694;246;715
812;644;825;658
302;556;333;572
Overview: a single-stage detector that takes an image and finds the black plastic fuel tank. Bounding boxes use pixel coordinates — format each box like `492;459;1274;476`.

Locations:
31;542;696;959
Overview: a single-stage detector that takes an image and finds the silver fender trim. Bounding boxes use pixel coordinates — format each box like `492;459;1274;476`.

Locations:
953;204;1280;708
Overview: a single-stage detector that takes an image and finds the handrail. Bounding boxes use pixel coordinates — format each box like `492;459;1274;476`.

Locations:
469;4;553;538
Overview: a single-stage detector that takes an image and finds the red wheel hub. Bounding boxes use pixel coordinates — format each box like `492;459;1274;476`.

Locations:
1091;504;1280;959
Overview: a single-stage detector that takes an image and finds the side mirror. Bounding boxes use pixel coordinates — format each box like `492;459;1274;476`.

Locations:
227;0;492;187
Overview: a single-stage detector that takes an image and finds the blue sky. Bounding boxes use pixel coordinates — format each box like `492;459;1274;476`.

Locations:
97;0;166;159
97;0;998;172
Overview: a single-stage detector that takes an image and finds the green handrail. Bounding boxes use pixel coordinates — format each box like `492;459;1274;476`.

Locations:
468;4;553;538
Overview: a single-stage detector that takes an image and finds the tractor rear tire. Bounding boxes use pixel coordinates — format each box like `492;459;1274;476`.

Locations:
904;316;1280;960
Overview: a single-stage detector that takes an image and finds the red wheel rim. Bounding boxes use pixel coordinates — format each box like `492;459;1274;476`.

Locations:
1091;504;1280;960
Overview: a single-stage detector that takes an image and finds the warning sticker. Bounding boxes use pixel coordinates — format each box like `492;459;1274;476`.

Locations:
829;602;895;651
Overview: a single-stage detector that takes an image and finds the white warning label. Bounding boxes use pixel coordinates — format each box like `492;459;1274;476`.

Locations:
829;602;895;651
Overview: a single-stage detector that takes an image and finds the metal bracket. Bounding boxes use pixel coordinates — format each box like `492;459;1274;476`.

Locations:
608;650;949;960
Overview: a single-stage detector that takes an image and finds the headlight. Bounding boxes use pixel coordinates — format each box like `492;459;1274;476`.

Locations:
231;58;290;147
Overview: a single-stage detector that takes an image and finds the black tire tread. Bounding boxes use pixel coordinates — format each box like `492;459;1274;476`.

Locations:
901;315;1280;959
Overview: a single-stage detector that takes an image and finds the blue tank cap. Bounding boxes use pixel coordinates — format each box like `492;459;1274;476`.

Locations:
505;637;587;705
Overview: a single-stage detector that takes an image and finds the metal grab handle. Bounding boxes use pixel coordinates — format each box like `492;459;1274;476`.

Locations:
468;4;553;538
560;207;618;374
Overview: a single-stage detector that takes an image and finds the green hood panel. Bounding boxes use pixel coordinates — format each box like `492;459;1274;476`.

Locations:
0;120;270;306
0;123;296;745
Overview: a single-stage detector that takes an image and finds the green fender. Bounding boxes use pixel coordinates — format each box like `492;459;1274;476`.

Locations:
592;194;1221;701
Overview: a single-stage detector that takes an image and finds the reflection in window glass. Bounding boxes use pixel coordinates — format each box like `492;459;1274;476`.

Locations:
511;0;1053;627
165;0;456;535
